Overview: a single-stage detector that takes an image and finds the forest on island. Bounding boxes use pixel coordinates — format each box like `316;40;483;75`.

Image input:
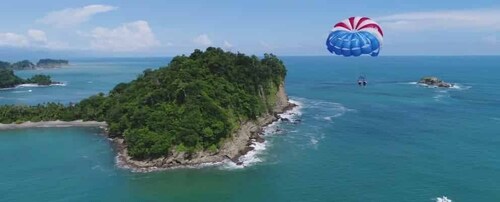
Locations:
0;48;287;159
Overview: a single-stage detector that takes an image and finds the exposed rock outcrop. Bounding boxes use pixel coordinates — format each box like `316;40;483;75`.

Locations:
418;77;454;88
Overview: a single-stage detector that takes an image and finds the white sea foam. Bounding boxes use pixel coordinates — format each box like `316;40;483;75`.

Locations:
450;84;471;90
239;141;266;166
16;84;39;88
408;81;471;91
435;196;452;202
304;99;354;121
310;137;319;145
221;99;304;170
221;138;273;170
433;94;449;101
50;83;67;87
15;82;67;88
278;99;302;122
12;90;32;94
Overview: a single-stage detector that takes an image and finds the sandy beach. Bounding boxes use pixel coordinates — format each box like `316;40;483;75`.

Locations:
0;120;107;130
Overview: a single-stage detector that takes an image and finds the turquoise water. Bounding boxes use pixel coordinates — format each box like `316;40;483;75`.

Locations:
1;56;499;201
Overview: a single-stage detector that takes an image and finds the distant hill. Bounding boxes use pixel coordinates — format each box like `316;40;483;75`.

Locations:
36;59;69;68
0;59;69;70
11;60;35;70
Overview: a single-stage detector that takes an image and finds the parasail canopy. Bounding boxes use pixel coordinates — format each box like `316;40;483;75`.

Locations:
326;17;383;57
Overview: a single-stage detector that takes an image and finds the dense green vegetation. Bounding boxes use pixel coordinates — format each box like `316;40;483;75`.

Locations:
25;75;53;85
0;69;25;88
0;69;56;88
11;60;35;70
0;61;11;69
0;48;287;159
36;59;69;68
0;58;68;70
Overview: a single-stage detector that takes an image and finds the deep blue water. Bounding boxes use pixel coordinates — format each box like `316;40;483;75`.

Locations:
1;56;499;201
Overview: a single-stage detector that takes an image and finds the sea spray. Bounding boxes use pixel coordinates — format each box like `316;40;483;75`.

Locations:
221;99;304;170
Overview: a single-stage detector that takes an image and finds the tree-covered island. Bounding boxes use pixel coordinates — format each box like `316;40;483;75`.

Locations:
0;48;294;169
0;68;60;88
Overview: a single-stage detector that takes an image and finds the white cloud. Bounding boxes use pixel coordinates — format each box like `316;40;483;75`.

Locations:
222;40;233;49
90;20;160;52
38;4;117;27
377;9;500;32
0;30;68;50
0;33;29;47
27;29;48;43
193;34;212;46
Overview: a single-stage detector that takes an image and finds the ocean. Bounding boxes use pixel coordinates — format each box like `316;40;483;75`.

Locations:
0;56;499;201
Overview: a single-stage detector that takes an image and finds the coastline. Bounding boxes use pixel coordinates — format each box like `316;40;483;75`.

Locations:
0;120;107;130
0;84;296;172
113;102;297;172
114;84;298;172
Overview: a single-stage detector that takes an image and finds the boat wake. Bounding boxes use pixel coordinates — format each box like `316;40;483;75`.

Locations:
304;99;355;122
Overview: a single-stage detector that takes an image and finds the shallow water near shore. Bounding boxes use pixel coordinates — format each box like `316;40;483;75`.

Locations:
1;56;500;201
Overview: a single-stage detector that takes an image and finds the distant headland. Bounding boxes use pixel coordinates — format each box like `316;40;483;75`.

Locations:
0;68;61;89
0;59;69;70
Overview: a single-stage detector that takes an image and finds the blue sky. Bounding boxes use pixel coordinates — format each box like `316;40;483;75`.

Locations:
0;0;499;58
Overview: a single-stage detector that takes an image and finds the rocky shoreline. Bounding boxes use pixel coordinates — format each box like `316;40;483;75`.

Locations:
114;84;297;172
418;76;454;88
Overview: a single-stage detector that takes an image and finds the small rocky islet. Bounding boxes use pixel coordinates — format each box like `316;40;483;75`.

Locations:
418;76;454;88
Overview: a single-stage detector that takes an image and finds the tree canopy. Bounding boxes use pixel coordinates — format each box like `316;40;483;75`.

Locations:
0;48;287;160
0;69;55;88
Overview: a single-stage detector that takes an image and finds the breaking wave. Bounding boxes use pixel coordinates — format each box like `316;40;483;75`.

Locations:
16;82;67;88
435;196;452;202
221;99;303;170
225;97;354;169
406;81;471;91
